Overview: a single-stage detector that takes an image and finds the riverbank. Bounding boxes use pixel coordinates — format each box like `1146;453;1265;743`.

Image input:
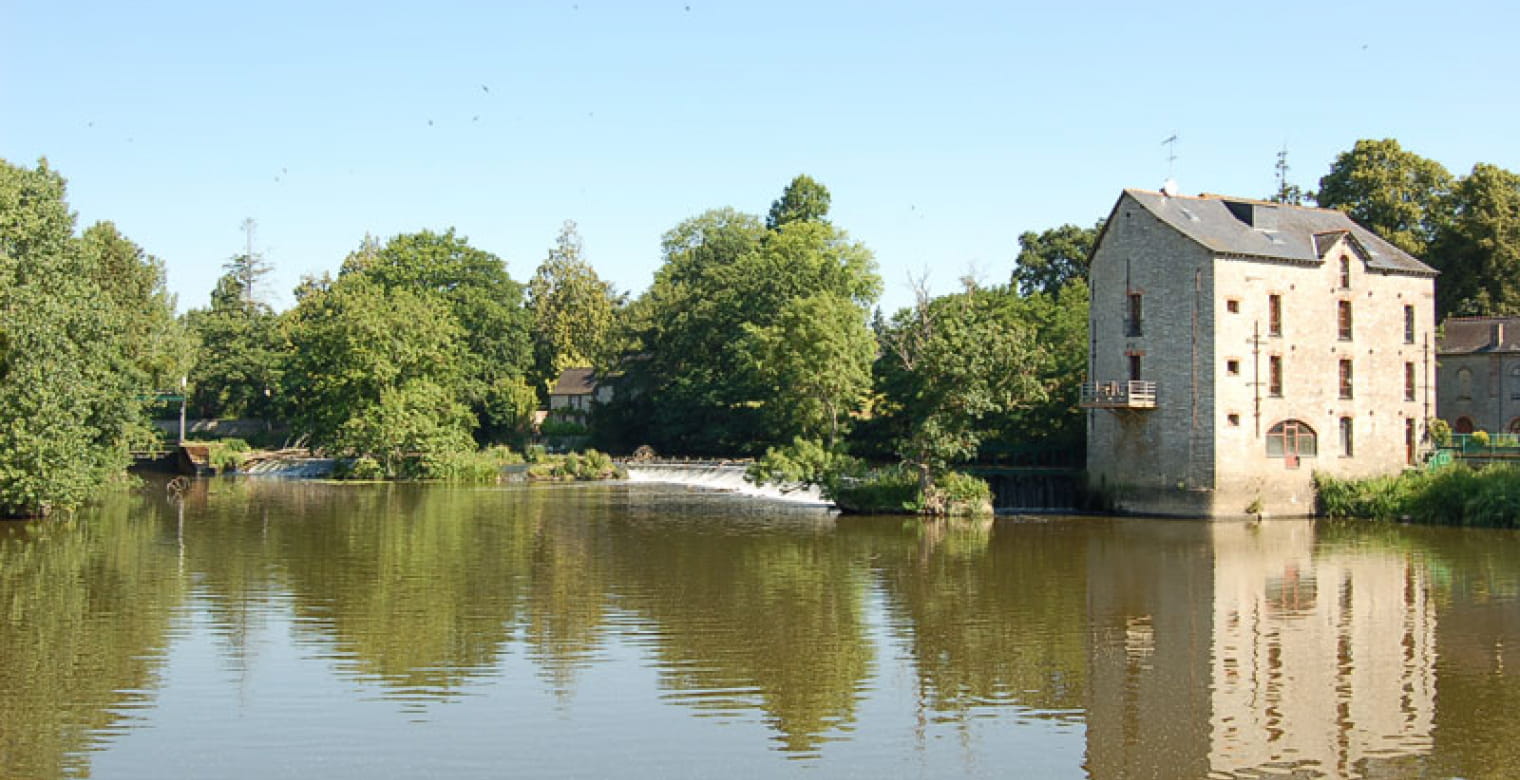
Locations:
1314;463;1520;527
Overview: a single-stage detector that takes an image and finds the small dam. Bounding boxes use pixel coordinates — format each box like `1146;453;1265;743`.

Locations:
623;462;829;506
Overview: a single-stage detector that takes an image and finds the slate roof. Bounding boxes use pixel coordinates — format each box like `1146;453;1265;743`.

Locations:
550;367;598;396
1122;189;1438;277
1438;317;1520;355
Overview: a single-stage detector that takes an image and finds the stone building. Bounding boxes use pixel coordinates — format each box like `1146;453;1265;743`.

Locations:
1083;188;1438;517
1435;316;1520;434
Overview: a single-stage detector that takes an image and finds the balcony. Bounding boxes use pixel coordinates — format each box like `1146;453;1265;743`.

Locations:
1080;380;1158;410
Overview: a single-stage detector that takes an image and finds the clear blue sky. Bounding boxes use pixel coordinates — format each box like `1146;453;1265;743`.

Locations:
5;0;1517;315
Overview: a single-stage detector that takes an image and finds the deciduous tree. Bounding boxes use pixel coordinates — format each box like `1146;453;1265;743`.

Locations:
1318;138;1453;258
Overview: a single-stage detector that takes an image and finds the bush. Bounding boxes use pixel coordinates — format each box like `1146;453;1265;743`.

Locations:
926;471;994;516
1315;464;1520;527
830;466;922;514
525;449;625;481
407;446;521;482
335;456;386;481
540;419;589;437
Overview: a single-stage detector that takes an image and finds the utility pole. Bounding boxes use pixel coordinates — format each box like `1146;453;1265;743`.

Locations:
240;218;258;312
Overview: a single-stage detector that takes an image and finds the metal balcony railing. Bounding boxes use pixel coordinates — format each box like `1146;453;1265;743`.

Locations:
1080;380;1158;410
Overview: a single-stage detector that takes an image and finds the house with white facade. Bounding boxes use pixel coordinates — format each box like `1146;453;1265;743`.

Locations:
1083;187;1438;517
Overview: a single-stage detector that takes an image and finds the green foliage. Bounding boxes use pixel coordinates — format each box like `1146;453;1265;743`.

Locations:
409;446;521;482
528;221;621;392
1009;221;1102;297
526;449;624;481
78;221;195;392
874;282;1046;479
612;178;881;454
927;471;993;516
196;438;251;474
1472;429;1491;448
0;159;150;515
1432;162;1520;317
1315;464;1520;527
185;271;282;419
540;419;589;437
741;292;875;447
479;375;539;447
282;274;465;448
335;380;477;478
335;456;386;481
1318;138;1454;258
766;174;832;230
340;228;532;402
747;437;863;496
830;465;922;514
1428;417;1453;447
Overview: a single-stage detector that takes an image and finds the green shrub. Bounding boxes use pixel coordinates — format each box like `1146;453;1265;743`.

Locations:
929;471;994;516
335;456;385;481
831;466;922;514
407;446;521;482
540;419;589;437
524;449;625;481
1315;464;1520;528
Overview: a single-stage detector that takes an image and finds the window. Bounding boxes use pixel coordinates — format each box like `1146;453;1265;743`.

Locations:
1458;367;1474;400
1226;299;1240;313
1340;417;1354;457
1226;359;1240;376
1269;356;1283;397
1128;354;1142;381
1268;294;1282;336
1227;413;1241;426
1339;359;1354;399
1407;419;1418;465
1126;293;1143;336
1339;256;1351;288
1404;305;1415;343
1405;362;1416;402
1455;416;1475;434
1337;300;1353;340
1267;419;1317;464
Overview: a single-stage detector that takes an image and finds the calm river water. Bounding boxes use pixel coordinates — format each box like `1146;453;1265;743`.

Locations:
2;479;1517;779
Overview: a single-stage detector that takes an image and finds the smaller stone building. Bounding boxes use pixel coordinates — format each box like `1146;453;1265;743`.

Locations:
1084;188;1438;517
1436;316;1520;434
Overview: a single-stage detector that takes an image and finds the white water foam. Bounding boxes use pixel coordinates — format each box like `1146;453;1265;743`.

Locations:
624;464;830;507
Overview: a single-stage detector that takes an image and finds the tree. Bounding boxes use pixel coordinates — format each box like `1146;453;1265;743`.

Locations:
336;379;477;477
1009;221;1102;297
613;179;880;454
741;292;875;447
1318;138;1453;258
280;274;465;449
78;221;195;393
223;217;274;314
185;270;283;420
341;229;532;398
766;174;831;230
874;280;1046;489
1431;163;1520;317
0;159;145;515
527;221;620;392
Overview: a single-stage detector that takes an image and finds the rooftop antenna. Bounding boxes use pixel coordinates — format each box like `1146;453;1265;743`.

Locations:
1160;132;1180;196
1275;143;1290;198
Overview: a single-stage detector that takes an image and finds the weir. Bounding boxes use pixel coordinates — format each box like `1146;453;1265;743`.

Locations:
623;463;829;506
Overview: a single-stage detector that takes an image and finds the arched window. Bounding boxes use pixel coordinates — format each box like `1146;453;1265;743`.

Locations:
1455;417;1476;434
1266;420;1317;468
1458;367;1474;400
1508;418;1520;435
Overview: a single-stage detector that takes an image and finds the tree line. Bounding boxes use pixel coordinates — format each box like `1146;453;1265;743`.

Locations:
3;137;1518;515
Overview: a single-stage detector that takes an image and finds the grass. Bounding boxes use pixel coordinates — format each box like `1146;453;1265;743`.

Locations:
1314;464;1520;528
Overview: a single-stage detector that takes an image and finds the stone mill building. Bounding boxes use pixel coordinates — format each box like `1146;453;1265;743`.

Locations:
1082;187;1438;517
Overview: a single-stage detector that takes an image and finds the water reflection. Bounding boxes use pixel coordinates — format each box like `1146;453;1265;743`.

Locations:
1;482;1519;778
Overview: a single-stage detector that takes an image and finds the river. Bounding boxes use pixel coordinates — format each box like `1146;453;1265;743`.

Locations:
1;478;1516;778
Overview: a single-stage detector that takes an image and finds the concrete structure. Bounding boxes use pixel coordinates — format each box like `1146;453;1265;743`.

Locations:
1435;316;1520;434
1084;189;1438;517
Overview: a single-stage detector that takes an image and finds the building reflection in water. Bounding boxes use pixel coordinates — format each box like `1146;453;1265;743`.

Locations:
1085;520;1436;779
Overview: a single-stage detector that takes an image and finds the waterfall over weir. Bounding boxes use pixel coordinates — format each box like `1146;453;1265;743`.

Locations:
624;463;830;507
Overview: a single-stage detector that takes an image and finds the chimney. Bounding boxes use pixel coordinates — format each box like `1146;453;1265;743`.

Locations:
1493;321;1506;348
